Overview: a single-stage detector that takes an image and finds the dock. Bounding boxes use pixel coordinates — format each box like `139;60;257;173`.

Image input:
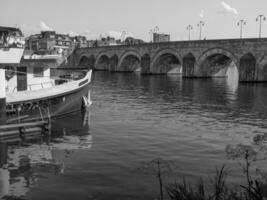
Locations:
0;120;51;144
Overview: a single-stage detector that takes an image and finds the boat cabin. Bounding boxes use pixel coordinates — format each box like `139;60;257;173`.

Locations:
5;56;83;93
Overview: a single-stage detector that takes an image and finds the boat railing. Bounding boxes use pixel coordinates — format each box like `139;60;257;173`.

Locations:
8;69;88;93
28;81;55;90
12;81;54;92
11;77;76;93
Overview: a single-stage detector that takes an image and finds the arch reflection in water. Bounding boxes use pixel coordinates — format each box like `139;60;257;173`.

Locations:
0;110;92;199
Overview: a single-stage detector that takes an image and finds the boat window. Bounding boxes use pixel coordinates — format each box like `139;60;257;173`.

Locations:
0;28;24;48
0;31;8;46
33;67;44;77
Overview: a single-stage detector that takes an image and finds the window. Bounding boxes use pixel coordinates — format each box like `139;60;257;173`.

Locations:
33;67;44;77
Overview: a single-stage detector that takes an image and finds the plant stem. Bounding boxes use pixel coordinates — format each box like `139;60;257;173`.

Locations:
245;150;252;200
157;160;163;200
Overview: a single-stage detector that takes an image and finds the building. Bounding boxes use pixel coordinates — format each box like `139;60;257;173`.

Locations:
153;33;170;43
55;34;73;54
124;37;144;45
100;36;117;46
87;40;97;48
25;31;78;55
86;36;144;47
72;35;87;48
87;36;118;47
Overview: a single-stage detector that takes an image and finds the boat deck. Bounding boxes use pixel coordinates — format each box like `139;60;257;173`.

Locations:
6;70;92;104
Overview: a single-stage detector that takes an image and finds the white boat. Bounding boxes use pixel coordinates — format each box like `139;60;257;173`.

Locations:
6;70;92;121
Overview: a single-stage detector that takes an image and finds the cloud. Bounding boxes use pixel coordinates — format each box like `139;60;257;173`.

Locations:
220;1;238;15
68;30;78;37
19;24;39;36
104;30;122;39
84;29;98;40
199;10;204;18
40;21;53;31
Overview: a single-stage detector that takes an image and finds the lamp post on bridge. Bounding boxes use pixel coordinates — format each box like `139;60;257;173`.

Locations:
153;26;159;33
149;26;159;43
237;19;246;39
197;21;204;40
120;30;126;42
186;25;193;41
256;14;266;38
149;29;153;42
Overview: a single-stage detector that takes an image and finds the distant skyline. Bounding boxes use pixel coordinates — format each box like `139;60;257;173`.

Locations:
1;0;267;41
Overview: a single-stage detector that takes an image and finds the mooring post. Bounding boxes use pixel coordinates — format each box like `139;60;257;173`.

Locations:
0;68;6;125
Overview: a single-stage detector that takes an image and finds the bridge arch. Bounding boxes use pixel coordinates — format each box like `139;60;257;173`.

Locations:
118;50;141;72
77;53;87;64
239;52;256;82
196;48;239;77
151;48;182;74
95;53;110;71
78;55;96;70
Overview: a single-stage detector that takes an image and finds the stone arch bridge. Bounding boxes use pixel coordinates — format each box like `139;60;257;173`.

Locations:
69;38;267;82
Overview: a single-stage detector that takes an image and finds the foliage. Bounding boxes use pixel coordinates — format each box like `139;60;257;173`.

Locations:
138;158;173;200
225;133;267;200
147;134;267;200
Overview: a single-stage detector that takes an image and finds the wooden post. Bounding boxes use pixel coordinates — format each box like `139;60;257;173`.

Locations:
0;69;6;125
0;142;8;167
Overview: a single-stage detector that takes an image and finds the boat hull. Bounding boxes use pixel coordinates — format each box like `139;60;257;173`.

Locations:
6;70;92;122
7;83;90;122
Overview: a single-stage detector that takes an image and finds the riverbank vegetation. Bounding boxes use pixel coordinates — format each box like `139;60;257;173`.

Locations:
140;133;267;200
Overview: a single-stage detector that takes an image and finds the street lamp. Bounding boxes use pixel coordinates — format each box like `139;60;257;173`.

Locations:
149;26;159;43
149;29;153;42
256;14;266;38
154;26;159;33
197;21;204;40
186;25;193;40
237;19;246;39
121;31;126;42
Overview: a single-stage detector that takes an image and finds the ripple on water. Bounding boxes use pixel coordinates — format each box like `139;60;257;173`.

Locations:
2;72;267;200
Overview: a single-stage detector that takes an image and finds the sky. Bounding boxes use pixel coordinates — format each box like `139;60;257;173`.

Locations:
1;0;267;41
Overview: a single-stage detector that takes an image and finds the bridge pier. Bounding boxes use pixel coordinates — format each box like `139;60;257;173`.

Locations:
109;55;118;72
141;54;151;74
239;53;256;82
182;54;196;78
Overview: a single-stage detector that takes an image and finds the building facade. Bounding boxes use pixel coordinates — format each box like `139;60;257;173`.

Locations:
72;35;87;48
25;31;89;55
153;33;170;43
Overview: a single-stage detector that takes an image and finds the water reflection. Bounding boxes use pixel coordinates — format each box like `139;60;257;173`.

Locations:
0;109;92;199
226;65;239;96
93;71;267;126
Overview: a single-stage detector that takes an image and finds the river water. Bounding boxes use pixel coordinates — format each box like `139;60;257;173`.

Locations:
1;70;267;200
